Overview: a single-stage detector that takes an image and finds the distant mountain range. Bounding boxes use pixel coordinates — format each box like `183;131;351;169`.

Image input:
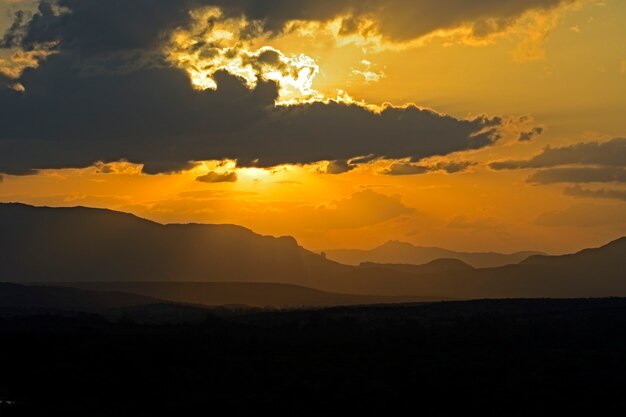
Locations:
324;240;544;268
334;237;626;298
1;203;626;304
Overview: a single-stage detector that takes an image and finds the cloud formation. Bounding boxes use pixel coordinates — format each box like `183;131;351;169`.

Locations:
490;138;626;170
384;161;476;176
518;126;544;142
0;1;504;175
196;171;238;183
536;203;626;227
492;138;626;185
528;167;626;184
564;186;626;202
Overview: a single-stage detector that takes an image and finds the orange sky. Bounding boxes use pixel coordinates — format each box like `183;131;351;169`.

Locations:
1;0;625;254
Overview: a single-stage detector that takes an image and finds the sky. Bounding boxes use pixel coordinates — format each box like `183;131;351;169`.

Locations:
0;0;625;254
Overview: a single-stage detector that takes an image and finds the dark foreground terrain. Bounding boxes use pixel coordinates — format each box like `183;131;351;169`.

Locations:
3;298;626;416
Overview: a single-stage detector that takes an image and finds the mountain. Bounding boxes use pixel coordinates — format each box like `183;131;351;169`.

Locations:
521;236;626;270
2;203;626;301
324;240;544;268
359;258;475;275
0;203;347;286
332;237;626;299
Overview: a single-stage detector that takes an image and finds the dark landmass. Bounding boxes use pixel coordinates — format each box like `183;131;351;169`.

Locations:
2;203;626;300
46;281;442;308
0;203;347;287
325;240;544;267
3;298;626;416
333;236;626;298
0;282;163;312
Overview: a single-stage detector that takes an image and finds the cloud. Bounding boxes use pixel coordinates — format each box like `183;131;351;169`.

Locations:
490;138;626;170
564;185;626;202
351;60;384;83
2;1;578;54
196;171;238;183
536;203;626;227
528;167;626;184
518;126;544;141
250;0;577;48
1;1;524;175
326;159;354;174
491;138;626;185
383;160;476;176
0;35;502;176
297;189;414;230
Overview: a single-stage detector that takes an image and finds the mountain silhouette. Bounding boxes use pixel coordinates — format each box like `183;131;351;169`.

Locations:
359;258;475;274
2;203;626;302
333;237;626;298
0;203;347;286
325;240;543;268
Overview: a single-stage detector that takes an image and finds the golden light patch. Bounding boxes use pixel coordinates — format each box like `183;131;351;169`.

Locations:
165;7;328;105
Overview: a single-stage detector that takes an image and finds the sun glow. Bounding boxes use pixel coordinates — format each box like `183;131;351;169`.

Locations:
165;7;326;105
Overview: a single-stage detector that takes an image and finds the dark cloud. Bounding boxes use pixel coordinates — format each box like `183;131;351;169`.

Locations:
325;155;380;174
0;0;505;175
528;167;626;184
384;163;430;176
234;0;573;42
438;161;477;173
384;160;476;176
326;160;354;174
536;204;626;228
0;72;11;88
490;138;626;170
196;171;238;183
0;10;27;48
564;186;626;202
518;126;543;142
2;0;574;52
0;53;501;174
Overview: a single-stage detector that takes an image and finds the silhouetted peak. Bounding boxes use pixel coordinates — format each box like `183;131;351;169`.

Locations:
421;258;474;271
0;202;158;226
603;236;626;249
379;240;417;249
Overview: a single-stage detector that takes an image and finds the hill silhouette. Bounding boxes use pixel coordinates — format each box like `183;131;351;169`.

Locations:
0;203;347;286
2;203;626;301
325;240;543;268
332;237;626;298
52;282;441;308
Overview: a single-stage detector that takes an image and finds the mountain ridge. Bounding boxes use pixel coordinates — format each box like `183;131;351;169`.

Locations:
325;240;544;268
2;203;626;301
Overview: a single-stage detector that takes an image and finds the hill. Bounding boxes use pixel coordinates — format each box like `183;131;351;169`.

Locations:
50;282;442;308
2;203;626;301
0;203;347;286
325;240;543;268
333;237;626;298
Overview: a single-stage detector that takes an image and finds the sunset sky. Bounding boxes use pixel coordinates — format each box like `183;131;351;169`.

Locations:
1;0;625;254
